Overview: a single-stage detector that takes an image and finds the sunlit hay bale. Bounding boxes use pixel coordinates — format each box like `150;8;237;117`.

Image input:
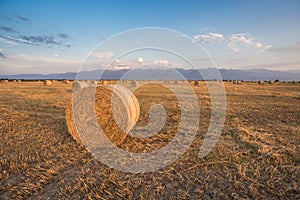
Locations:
63;80;70;84
43;80;53;86
17;80;21;82
72;81;93;93
258;80;264;84
0;80;8;83
237;80;242;84
102;80;108;85
66;85;140;145
13;80;16;83
269;80;275;84
194;80;199;86
131;80;139;87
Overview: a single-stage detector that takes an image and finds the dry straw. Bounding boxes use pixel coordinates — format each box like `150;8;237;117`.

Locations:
269;80;275;84
66;84;140;145
63;80;71;84
131;80;139;87
258;80;264;84
43;80;53;86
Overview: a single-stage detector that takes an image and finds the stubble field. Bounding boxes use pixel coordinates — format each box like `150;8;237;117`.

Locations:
0;81;299;199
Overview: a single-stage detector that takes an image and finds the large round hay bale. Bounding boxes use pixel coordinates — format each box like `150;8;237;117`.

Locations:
66;85;140;145
43;80;52;86
63;80;70;84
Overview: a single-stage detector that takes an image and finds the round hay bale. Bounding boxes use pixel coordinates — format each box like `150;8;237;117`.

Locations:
258;80;264;84
66;85;140;145
43;80;53;86
63;80;70;84
131;80;139;87
194;80;199;86
72;81;89;92
269;80;275;84
0;80;8;83
17;80;21;83
102;80;108;85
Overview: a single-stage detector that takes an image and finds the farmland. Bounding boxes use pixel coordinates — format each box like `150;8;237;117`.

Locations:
0;81;299;199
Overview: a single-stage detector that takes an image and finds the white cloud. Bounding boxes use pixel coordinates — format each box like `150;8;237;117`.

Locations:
90;51;114;60
194;32;225;43
228;33;271;52
193;32;272;52
0;37;18;45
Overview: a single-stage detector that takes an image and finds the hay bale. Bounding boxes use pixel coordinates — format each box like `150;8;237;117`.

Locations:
269;80;275;84
17;80;21;83
131;80;139;87
102;80;108;85
194;80;199;86
43;80;53;86
63;80;70;84
258;80;264;84
66;85;140;145
0;80;8;83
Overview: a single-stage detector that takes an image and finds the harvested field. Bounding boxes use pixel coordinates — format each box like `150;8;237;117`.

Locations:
0;81;299;199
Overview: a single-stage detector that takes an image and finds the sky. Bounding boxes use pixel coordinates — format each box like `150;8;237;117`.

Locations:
0;0;300;75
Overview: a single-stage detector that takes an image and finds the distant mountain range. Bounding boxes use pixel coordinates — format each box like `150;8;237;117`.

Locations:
0;68;299;81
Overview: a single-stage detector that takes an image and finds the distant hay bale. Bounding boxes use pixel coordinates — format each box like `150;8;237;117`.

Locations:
269;80;275;84
66;85;140;145
0;80;8;83
43;80;53;86
17;80;21;83
258;80;264;84
13;80;16;83
194;80;199;86
102;80;108;85
131;80;139;87
63;80;70;84
72;81;93;92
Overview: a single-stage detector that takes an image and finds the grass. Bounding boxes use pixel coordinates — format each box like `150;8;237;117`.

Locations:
0;81;299;199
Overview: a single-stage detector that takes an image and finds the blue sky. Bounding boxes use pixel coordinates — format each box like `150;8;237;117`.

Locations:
0;0;299;74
